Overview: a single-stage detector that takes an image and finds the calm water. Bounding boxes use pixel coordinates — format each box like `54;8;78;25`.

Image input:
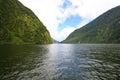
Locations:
0;44;120;80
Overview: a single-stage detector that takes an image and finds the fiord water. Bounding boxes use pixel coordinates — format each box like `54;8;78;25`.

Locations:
0;44;120;80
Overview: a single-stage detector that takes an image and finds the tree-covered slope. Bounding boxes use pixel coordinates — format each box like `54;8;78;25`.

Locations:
63;6;120;43
0;0;52;44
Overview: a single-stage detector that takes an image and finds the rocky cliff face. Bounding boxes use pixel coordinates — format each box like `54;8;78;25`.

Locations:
0;0;52;44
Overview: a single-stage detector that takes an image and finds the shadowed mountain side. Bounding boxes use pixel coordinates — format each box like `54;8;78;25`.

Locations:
62;6;120;43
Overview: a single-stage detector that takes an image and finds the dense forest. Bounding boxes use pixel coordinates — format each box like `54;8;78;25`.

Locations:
0;0;52;44
62;6;120;43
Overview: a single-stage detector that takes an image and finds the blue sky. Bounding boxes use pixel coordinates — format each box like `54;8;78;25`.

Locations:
62;0;72;9
58;15;82;32
19;0;120;41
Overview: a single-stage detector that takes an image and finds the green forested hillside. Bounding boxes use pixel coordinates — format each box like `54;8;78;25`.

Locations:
63;6;120;43
0;0;52;44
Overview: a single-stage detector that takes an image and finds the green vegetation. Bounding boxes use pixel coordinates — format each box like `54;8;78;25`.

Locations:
0;0;52;44
62;6;120;43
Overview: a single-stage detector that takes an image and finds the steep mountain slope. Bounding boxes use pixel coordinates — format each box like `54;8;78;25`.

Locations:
63;6;120;43
0;0;52;44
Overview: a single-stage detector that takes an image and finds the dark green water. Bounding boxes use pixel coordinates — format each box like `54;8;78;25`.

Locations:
0;44;120;80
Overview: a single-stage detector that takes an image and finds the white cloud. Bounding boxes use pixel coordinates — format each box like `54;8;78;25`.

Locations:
19;0;120;42
56;27;76;41
73;0;120;19
57;19;90;41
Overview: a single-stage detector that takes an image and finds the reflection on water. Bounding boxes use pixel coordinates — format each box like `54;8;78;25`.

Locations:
0;44;120;80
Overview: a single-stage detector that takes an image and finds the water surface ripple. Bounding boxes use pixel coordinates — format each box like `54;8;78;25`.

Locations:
0;44;120;80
